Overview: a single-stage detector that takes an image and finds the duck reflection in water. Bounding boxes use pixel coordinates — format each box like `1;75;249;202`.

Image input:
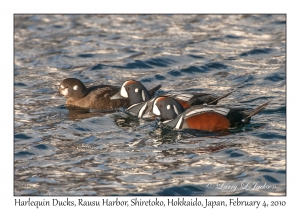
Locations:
66;107;117;120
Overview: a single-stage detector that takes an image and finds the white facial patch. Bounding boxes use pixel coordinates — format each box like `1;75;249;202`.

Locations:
153;104;161;116
167;105;171;110
73;85;78;90
61;88;68;96
135;88;139;93
120;85;128;98
60;85;64;89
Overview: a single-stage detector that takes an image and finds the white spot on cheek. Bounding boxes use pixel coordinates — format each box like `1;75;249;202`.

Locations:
60;85;64;89
135;88;139;93
73;85;78;90
120;85;128;98
167;105;171;110
153;104;161;116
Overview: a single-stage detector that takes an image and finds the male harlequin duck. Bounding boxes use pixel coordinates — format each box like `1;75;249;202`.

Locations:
148;96;270;132
59;78;161;110
110;79;234;118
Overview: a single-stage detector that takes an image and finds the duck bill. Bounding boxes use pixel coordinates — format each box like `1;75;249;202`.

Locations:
110;91;124;100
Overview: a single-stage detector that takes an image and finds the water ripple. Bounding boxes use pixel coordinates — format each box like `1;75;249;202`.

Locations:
240;48;273;56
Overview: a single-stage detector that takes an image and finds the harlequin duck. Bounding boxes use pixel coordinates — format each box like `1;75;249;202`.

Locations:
149;96;270;132
59;78;161;110
111;79;234;118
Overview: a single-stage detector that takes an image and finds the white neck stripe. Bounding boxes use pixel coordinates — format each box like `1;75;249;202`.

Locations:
138;103;148;118
175;116;183;129
142;90;145;101
173;105;179;115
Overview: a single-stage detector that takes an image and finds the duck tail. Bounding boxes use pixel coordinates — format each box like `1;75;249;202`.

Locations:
244;101;271;120
208;90;235;105
148;84;162;96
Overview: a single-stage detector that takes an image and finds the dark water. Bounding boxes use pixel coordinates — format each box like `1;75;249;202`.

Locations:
14;14;286;196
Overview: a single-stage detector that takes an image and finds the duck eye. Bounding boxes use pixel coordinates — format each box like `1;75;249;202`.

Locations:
73;85;78;90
